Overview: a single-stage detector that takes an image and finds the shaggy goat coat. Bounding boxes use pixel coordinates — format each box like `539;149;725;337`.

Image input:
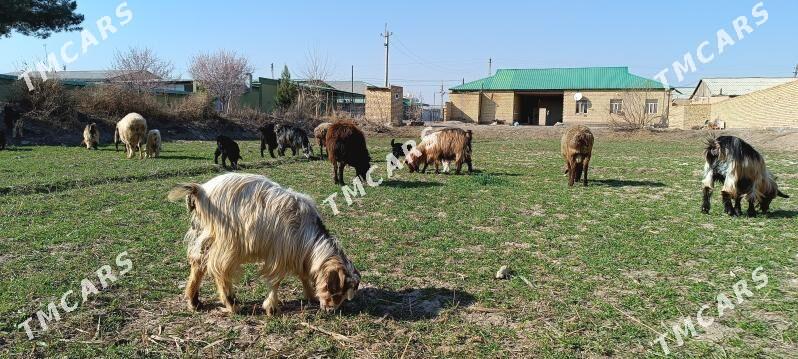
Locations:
406;128;472;174
114;113;148;159
702;136;789;216
81;123;100;150
314;122;331;157
214;135;241;170
325;121;371;185
145;129;161;158
168;173;360;314
259;124;278;158
560;125;594;187
276;125;313;158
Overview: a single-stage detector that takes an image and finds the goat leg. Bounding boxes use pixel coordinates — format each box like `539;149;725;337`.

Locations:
721;191;737;216
701;187;712;214
747;197;757;217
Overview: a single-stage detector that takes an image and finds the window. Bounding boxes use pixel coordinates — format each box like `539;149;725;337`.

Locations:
610;99;623;114
645;99;658;114
576;100;589;114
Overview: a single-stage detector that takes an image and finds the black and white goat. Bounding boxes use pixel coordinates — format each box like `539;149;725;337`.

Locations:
276;125;313;159
702;136;789;217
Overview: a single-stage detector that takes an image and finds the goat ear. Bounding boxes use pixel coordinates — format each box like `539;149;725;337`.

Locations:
326;268;342;294
391;139;395;146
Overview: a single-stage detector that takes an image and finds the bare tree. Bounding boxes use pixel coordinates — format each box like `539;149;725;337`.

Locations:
297;49;333;118
189;50;253;114
608;89;663;130
111;47;174;91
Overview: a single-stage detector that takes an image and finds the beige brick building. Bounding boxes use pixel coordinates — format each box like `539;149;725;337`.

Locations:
365;85;403;126
446;67;668;126
669;77;798;129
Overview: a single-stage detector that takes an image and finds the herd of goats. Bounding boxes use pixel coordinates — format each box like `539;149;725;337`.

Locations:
3;109;792;315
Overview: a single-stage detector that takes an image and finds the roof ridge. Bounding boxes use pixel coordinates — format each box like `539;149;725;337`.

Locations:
496;66;629;72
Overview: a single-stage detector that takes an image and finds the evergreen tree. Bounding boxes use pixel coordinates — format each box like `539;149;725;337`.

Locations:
0;0;84;38
275;65;297;110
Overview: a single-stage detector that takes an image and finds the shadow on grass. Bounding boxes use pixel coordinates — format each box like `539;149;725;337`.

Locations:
198;287;474;321
0;147;32;152
380;180;442;189
158;154;209;160
766;210;798;219
342;287;475;321
470;169;521;177
591;179;666;188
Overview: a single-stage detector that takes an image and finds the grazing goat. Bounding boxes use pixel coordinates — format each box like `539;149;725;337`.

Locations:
259;123;278;158
81;123;100;150
214;135;241;170
276;125;313;158
390;138;414;160
168;173;360;315
560;125;594;187
145;129;162;158
326;120;371;185
114;113;148;159
702;136;789;217
4;104;22;138
314;122;331;157
405;128;473;174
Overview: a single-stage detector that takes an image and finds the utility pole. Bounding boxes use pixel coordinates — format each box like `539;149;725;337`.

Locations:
349;65;355;115
381;23;393;87
488;58;492;76
439;82;446;121
270;63;274;78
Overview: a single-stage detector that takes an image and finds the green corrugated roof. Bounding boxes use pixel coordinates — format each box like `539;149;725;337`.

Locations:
450;67;664;91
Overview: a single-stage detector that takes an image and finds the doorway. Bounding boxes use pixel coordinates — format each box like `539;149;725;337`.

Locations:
516;93;564;125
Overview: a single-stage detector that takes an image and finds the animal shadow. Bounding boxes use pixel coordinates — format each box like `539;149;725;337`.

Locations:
341;286;475;321
380;180;442;189
591;179;665;188
765;210;798;219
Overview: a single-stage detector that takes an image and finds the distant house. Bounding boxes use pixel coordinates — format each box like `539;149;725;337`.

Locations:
670;77;798;129
447;67;668;126
690;77;796;104
4;70;195;93
671;87;696;105
238;78;366;115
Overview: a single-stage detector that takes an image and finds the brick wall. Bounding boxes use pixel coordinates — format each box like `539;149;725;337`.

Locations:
479;92;515;123
562;90;669;126
710;80;798;128
669;103;711;129
448;92;480;123
366;85;403;126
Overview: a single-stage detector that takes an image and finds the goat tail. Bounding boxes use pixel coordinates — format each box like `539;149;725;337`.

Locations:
113;127;120;151
777;190;790;198
168;183;207;213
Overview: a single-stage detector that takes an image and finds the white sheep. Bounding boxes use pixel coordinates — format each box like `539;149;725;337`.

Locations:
114;113;148;159
145;129;161;158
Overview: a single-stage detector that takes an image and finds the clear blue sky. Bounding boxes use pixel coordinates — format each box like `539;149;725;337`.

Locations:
2;1;796;103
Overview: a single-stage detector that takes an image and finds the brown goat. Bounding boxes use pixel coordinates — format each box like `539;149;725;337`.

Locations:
325;120;371;185
314;122;331;157
81;123;100;150
561;125;594;187
406;128;473;174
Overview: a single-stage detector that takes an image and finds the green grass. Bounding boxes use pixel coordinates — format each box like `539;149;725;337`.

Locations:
0;136;796;358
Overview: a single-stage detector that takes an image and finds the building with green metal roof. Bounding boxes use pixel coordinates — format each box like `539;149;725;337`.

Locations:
446;67;670;126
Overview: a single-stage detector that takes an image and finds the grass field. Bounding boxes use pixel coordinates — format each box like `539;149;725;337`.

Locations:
1;134;796;358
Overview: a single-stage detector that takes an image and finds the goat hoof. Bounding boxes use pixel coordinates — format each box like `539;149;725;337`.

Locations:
187;298;202;311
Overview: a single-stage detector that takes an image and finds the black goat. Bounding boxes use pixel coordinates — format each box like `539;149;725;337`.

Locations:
702;136;789;217
214;135;242;170
276;125;312;158
0;129;6;150
259;124;278;158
